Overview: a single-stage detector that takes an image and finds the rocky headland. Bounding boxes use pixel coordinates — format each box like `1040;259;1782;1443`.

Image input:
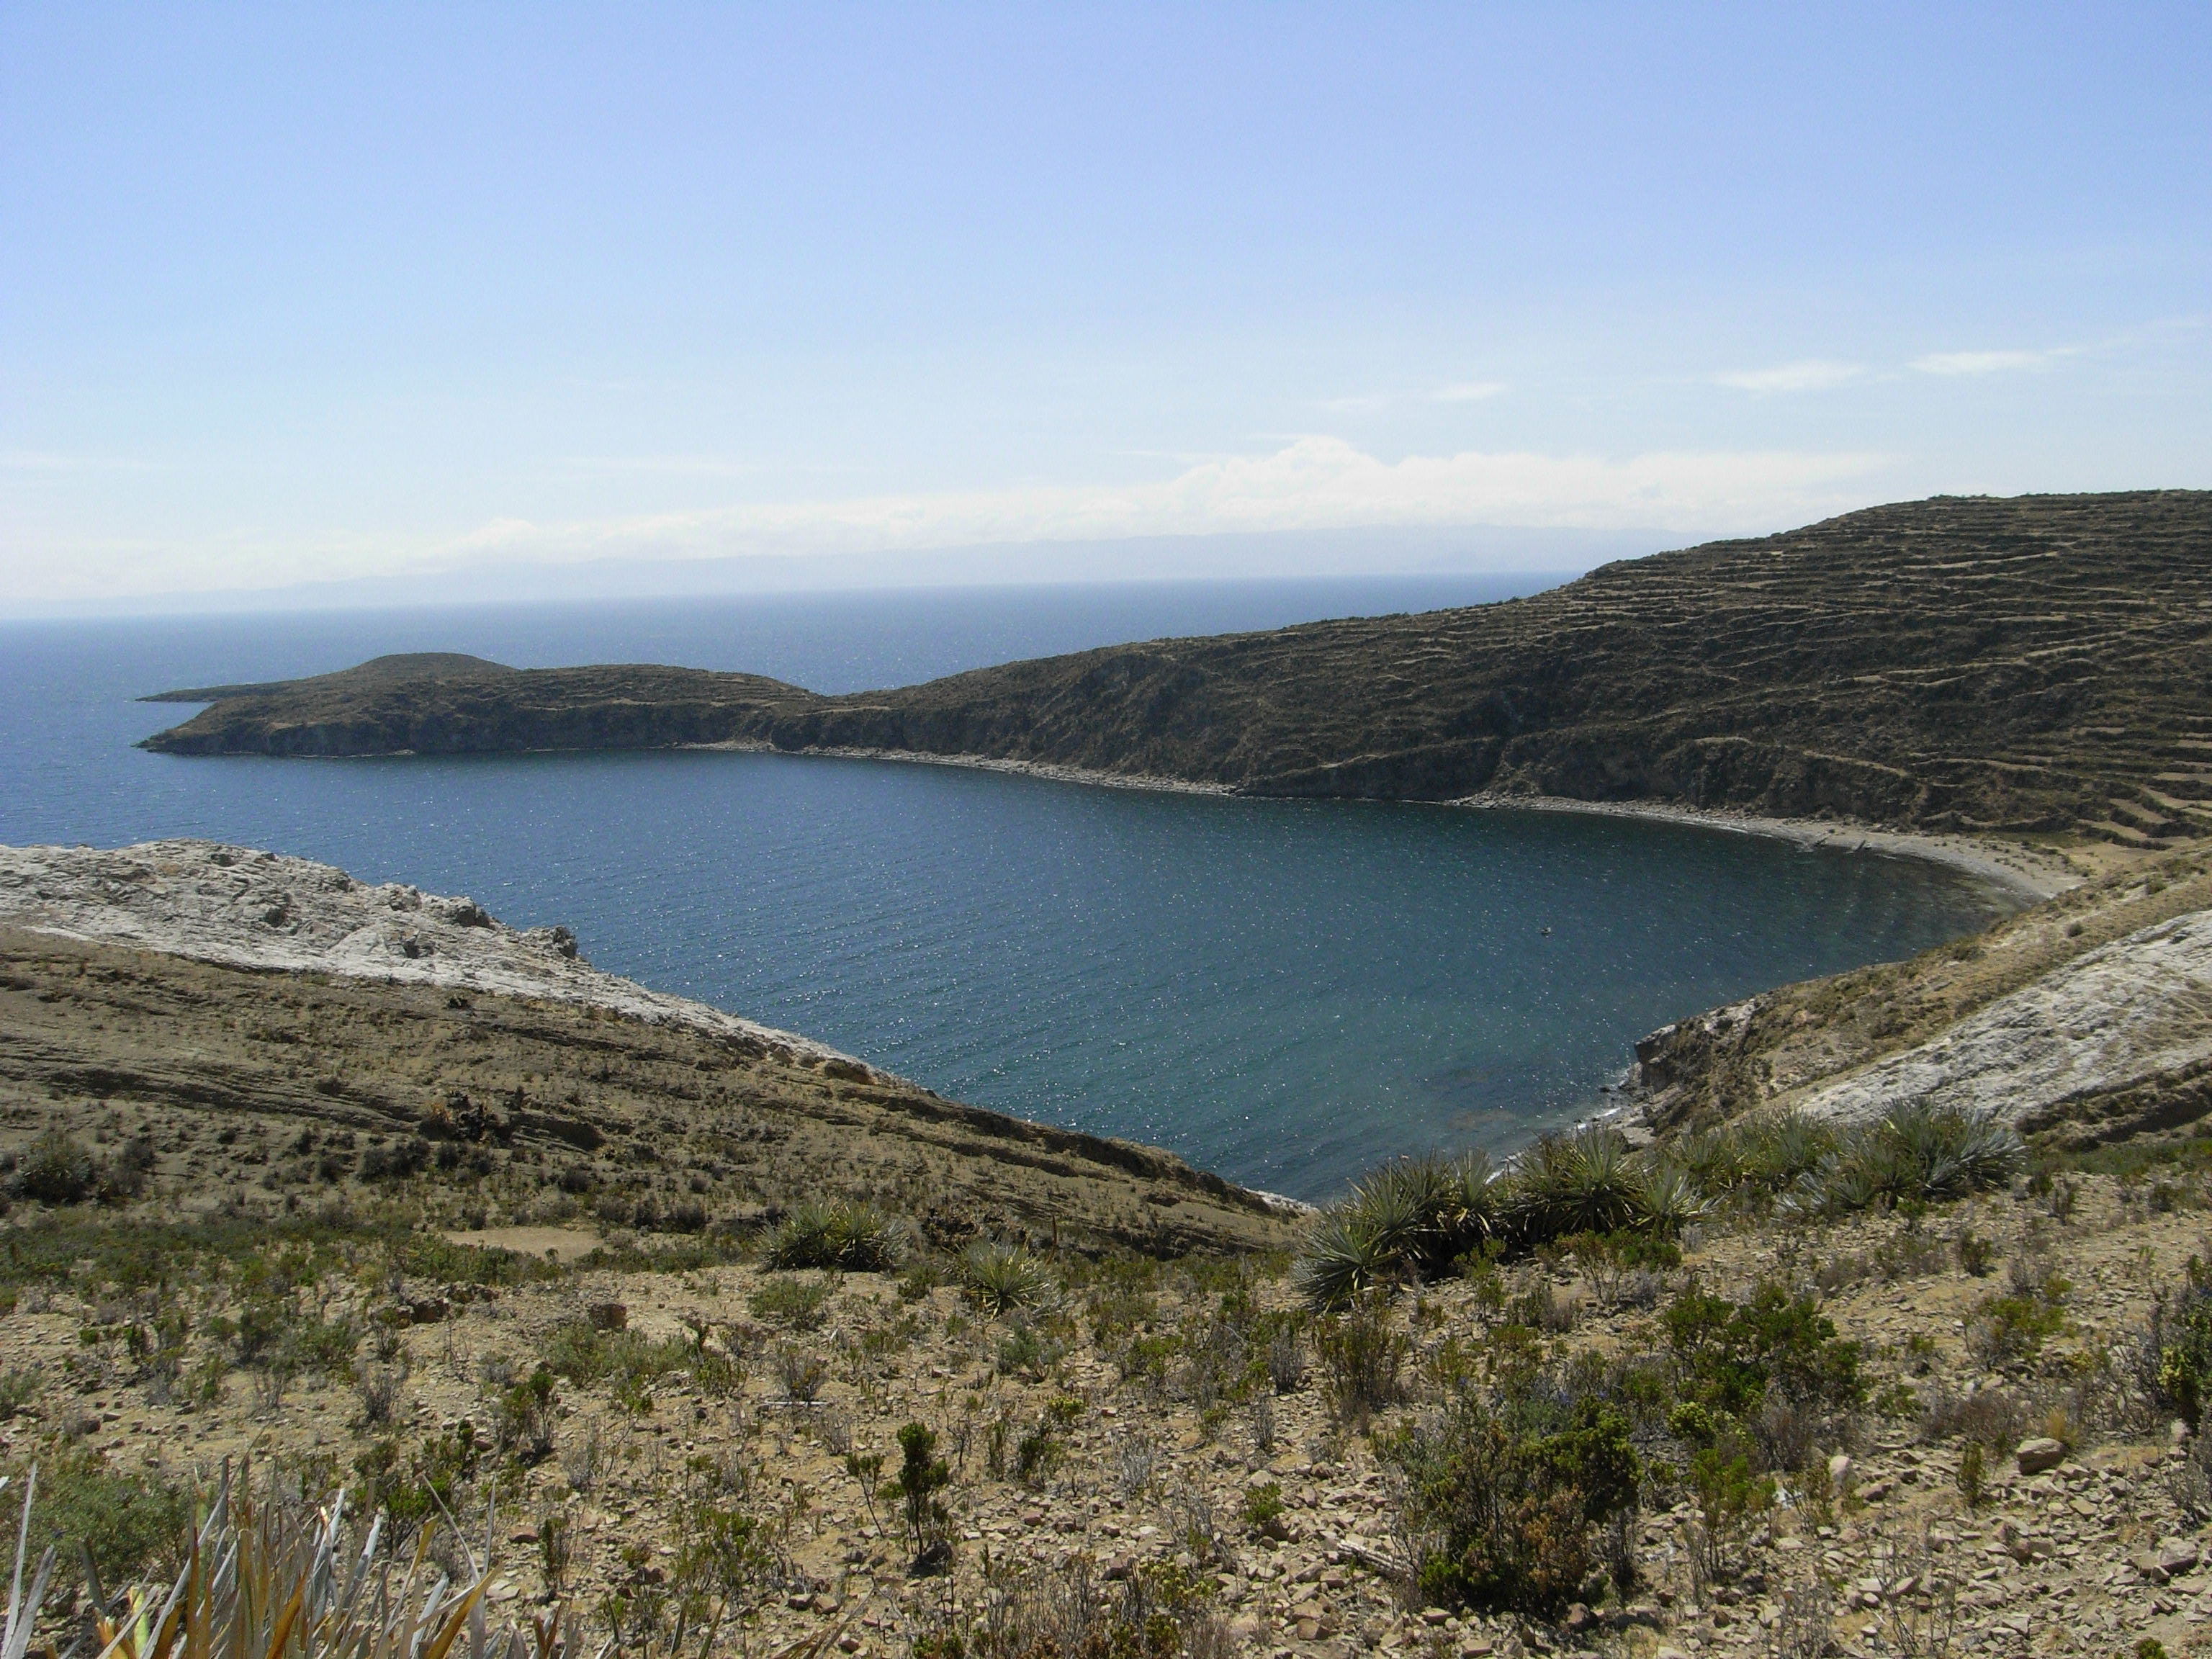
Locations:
0;839;1295;1256
143;491;2212;849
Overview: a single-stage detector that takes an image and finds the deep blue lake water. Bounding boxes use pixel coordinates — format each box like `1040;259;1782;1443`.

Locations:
0;579;2009;1200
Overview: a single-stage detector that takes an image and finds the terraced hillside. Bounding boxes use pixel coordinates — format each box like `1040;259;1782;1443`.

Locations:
145;490;2212;842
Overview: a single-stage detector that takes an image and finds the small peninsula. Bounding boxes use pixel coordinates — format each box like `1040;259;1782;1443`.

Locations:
0;840;1292;1257
143;490;2212;850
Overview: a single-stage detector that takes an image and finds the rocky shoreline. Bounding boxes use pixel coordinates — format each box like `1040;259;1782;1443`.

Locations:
1454;795;2086;904
688;737;1237;796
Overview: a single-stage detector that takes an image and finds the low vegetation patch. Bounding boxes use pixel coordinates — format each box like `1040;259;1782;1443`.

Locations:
1384;1374;1639;1616
763;1199;909;1272
1295;1106;2022;1308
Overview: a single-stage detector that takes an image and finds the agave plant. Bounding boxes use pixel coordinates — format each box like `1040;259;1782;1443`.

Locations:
1783;1140;1903;1218
1673;1127;1755;1197
1628;1158;1709;1236
1295;1148;1506;1308
957;1242;1059;1316
0;1462;589;1659
763;1200;909;1272
104;1478;588;1659
0;1470;59;1659
1508;1126;1642;1243
1743;1111;1838;1192
1437;1148;1502;1261
1880;1102;2023;1199
1342;1161;1441;1268
1292;1209;1400;1310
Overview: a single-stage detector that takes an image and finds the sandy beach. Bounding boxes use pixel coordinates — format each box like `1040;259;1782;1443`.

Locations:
1452;791;2085;902
699;738;2088;902
692;738;1236;796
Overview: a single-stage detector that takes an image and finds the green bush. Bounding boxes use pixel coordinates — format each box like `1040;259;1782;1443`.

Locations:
1664;1281;1864;1421
763;1200;908;1272
886;1421;952;1570
1239;1481;1285;1531
15;1451;192;1583
353;1424;480;1539
540;1320;691;1393
15;1132;96;1206
1383;1381;1638;1615
748;1276;836;1330
2150;1261;2212;1428
1965;1268;2068;1370
995;1321;1063;1381
1313;1291;1409;1429
495;1365;559;1462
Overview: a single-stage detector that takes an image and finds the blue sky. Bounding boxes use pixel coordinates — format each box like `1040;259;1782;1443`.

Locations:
2;3;2206;606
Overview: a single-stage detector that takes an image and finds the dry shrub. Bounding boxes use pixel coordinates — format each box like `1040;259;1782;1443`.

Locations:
1314;1292;1408;1430
1918;1382;2028;1449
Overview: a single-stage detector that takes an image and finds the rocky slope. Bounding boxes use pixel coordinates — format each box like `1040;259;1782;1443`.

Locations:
143;490;2212;842
0;1133;2198;1658
0;841;1297;1254
1633;844;2212;1145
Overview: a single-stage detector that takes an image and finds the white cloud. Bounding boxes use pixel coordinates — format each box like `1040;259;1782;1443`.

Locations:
559;454;774;477
1910;348;2069;376
448;437;1888;568
1714;360;1868;393
0;438;1897;606
1431;380;1508;403
0;449;165;472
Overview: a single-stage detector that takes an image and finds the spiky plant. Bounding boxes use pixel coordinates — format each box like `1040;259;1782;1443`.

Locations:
1509;1126;1641;1243
101;1478;580;1659
1346;1161;1444;1266
1292;1210;1401;1310
0;1470;59;1659
1;1463;583;1659
763;1200;909;1272
1784;1143;1897;1218
1673;1127;1755;1197
1743;1112;1838;1192
1880;1102;2022;1199
957;1242;1059;1316
1437;1148;1502;1261
1629;1159;1709;1236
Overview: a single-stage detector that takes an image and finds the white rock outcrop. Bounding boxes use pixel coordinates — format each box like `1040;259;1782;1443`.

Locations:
0;839;868;1071
1792;906;2212;1127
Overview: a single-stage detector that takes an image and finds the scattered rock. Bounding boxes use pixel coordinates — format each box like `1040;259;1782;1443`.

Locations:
2015;1437;2067;1475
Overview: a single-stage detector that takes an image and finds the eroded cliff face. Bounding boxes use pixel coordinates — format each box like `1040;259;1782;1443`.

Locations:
1788;909;2212;1139
143;492;2212;845
1629;845;2212;1146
